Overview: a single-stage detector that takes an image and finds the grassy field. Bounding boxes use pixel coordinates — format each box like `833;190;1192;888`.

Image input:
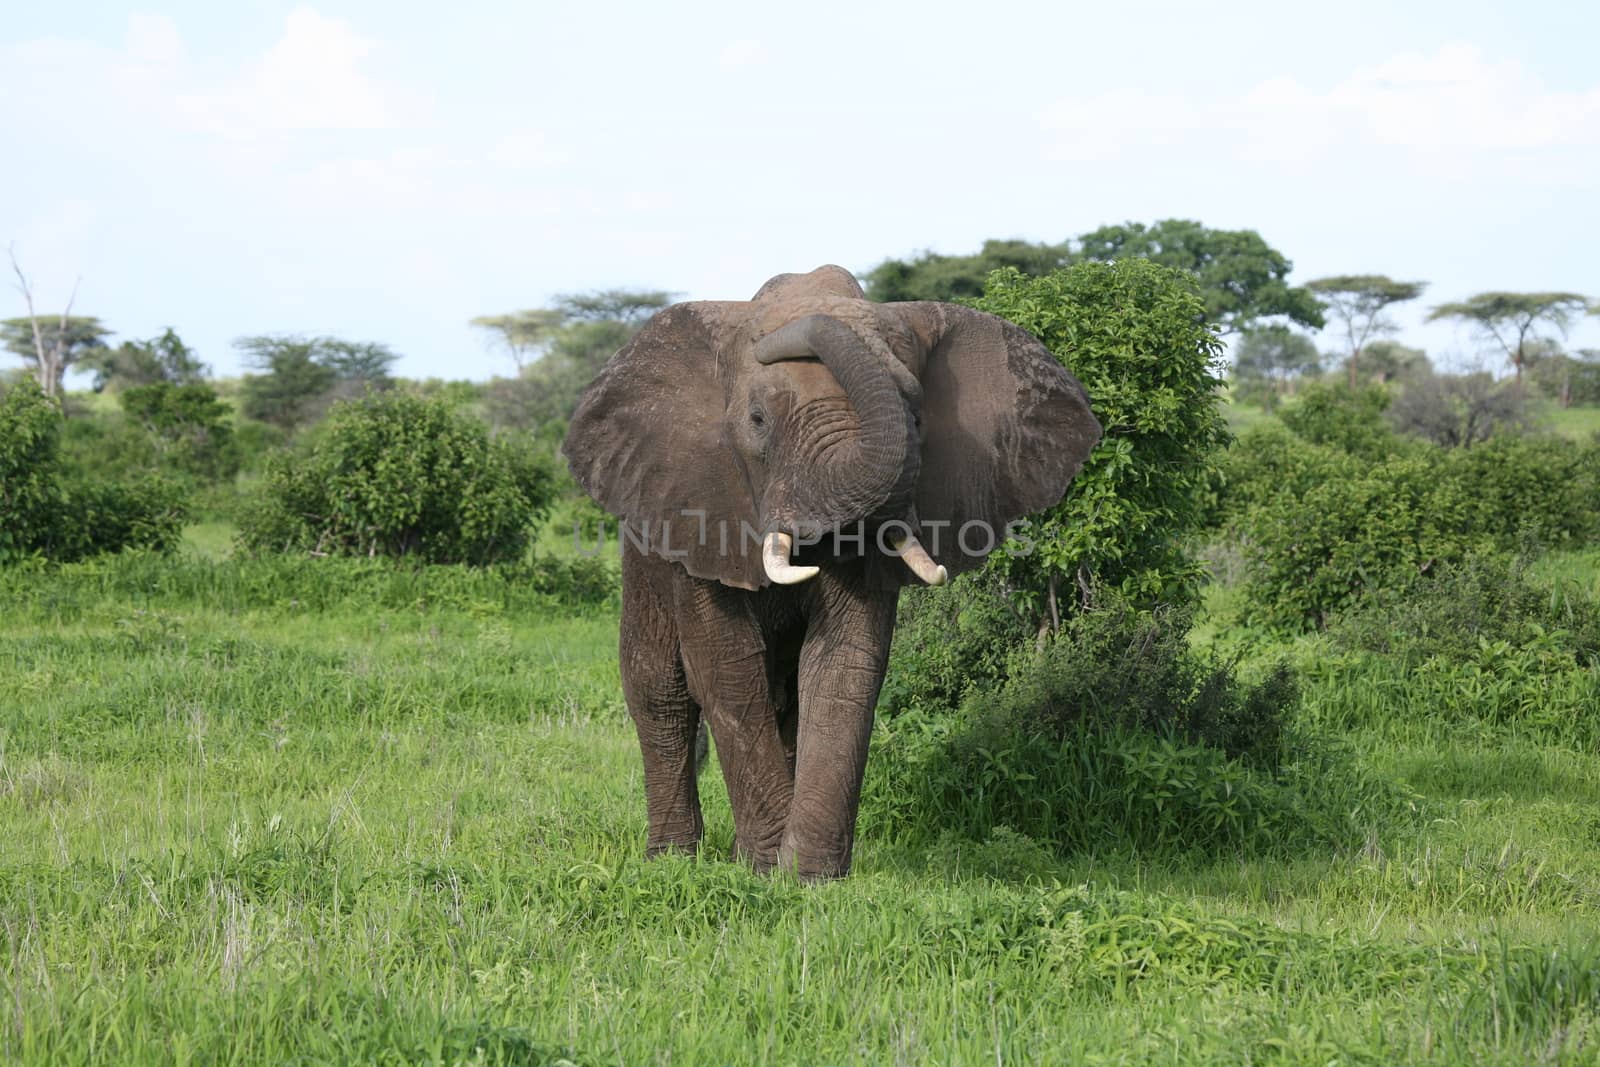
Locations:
3;549;1600;1065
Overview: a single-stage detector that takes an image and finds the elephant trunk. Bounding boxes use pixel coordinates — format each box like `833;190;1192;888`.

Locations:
754;314;915;532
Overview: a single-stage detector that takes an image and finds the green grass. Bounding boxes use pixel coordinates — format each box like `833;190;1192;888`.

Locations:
5;557;1600;1064
181;520;238;559
1531;402;1600;441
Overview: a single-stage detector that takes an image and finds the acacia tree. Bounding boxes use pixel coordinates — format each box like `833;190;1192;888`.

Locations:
1305;275;1427;388
476;289;671;436
552;289;673;324
5;247;109;397
469;309;566;372
236;335;397;430
1426;291;1591;388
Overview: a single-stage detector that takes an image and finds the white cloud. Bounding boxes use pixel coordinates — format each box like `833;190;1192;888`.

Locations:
176;7;416;134
486;131;571;170
124;13;182;65
718;39;771;70
1039;44;1600;182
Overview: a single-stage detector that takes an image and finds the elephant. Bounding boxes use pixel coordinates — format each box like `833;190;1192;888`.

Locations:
562;265;1100;880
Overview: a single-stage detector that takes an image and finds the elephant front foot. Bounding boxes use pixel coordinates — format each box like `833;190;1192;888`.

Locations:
644;838;701;860
777;837;851;883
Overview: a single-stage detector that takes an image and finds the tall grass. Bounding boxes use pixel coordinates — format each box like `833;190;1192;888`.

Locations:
4;551;1600;1063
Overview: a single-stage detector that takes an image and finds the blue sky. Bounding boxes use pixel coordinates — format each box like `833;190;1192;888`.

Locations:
4;1;1596;382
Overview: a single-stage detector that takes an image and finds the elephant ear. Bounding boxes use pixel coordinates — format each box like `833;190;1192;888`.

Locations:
894;302;1101;577
562;302;765;590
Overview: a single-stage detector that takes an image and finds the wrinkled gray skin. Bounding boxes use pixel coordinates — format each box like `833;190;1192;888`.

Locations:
564;266;1100;880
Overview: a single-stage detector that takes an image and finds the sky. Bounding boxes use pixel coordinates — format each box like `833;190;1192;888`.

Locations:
3;0;1597;383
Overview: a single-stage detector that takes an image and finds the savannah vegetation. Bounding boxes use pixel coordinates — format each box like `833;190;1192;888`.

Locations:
3;222;1600;1064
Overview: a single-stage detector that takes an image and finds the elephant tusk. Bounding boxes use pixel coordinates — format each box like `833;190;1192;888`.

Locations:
892;535;948;586
762;531;820;585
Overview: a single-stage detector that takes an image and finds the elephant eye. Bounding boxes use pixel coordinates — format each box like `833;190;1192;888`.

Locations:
750;408;767;431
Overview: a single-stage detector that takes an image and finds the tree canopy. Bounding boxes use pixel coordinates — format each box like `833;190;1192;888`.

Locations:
1305;275;1427;386
235;335;398;430
80;328;208;391
1;315;112;397
863;221;1322;334
1427;291;1592;384
1075;220;1325;333
861;240;1073;304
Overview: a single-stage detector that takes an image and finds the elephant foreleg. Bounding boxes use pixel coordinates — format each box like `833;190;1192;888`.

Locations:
780;582;897;881
675;581;795;872
620;558;704;857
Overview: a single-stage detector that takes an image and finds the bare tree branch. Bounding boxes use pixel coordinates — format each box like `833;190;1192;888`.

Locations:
8;244;49;388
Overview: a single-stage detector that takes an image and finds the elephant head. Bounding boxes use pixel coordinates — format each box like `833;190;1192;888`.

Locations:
562;265;1101;588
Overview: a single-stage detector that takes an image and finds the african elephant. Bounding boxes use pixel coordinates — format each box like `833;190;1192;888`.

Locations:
562;265;1100;880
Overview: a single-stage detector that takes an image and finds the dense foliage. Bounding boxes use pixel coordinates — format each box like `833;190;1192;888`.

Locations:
238;392;556;564
865;219;1324;333
973;259;1232;620
1215;383;1600;629
0;380;185;563
868;592;1401;858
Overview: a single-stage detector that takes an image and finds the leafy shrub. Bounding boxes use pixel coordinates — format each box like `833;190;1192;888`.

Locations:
1329;554;1600;667
1206;423;1349;532
880;569;1032;717
863;593;1406;857
1237;452;1481;630
231;418;289;474
238;392;556;565
0;380;185;564
1451;434;1600;548
1306;554;1600;748
1229;424;1600;630
37;478;186;562
973;260;1232;619
119;381;240;482
0;379;59;562
1279;381;1400;458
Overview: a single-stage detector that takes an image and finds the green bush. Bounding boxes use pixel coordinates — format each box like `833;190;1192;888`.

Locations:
973;260;1231;619
1305;554;1600;748
0;380;185;564
0;379;60;562
1329;554;1600;667
119;381;240;482
863;594;1406;857
1238;452;1481;630
1278;381;1400;458
1206;423;1348;531
238;392;556;565
880;569;1032;717
1451;434;1600;548
1227;423;1600;630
